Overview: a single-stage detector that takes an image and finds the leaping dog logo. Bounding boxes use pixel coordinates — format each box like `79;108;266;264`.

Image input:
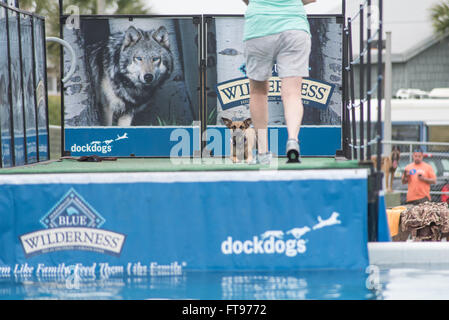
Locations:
103;139;114;145
115;133;128;141
312;212;341;230
260;230;284;240
286;227;311;239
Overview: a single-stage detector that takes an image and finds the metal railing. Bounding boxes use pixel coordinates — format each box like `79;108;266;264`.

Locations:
0;0;50;167
344;0;383;165
343;0;384;241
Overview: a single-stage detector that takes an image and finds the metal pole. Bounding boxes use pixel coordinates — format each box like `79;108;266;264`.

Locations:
0;5;4;168
359;4;365;160
376;0;383;171
342;4;351;159
43;19;50;160
17;10;29;164
348;18;358;160
59;0;65;156
31;15;39;162
200;16;206;155
384;31;392;157
366;0;372;159
5;6;16;166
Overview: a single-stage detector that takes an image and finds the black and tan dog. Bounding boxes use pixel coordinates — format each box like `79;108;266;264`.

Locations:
371;146;401;192
222;117;256;163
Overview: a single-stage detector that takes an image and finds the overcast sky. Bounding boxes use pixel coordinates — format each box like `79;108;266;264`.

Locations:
147;0;342;15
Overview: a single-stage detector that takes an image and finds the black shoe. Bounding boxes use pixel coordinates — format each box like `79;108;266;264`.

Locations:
286;139;301;163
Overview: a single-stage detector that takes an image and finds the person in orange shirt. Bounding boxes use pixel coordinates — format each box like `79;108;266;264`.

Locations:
401;149;436;204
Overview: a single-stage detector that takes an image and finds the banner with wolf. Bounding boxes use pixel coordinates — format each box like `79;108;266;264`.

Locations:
63;17;200;127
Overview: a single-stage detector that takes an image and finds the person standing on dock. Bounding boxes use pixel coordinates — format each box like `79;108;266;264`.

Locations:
401;148;436;204
242;0;316;164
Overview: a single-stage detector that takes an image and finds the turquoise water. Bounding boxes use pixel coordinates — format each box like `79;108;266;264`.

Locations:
1;267;448;300
377;265;449;300
0;270;377;300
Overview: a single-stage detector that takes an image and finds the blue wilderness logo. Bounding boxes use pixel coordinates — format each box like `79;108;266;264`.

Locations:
216;65;335;111
19;189;126;257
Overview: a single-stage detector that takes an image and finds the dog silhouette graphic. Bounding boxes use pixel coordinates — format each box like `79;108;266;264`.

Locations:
260;230;284;240
103;139;114;145
115;133;128;141
312;212;341;230
286;227;311;239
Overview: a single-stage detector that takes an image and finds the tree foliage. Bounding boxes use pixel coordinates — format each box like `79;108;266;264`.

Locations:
431;0;449;36
16;0;151;74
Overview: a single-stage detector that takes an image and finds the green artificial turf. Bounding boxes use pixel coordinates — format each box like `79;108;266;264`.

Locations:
0;157;364;175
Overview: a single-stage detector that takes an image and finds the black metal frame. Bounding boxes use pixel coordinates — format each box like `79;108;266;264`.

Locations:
4;3;15;167
58;0;348;159
0;0;49;168
31;15;40;162
202;13;346;160
58;0;204;157
344;0;384;241
42;18;51;160
17;9;28;164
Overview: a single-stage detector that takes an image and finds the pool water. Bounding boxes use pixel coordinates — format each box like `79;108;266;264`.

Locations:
1;266;448;300
378;265;449;300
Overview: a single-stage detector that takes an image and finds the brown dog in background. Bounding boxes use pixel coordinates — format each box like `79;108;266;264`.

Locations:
222;117;256;163
371;146;401;192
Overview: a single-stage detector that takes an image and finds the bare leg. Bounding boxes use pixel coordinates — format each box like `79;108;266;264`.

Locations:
249;79;269;154
281;76;304;141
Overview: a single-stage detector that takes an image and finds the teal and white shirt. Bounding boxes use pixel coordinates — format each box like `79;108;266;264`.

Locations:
244;0;310;41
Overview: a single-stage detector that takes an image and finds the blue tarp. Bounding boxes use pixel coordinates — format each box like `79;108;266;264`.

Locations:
0;169;369;274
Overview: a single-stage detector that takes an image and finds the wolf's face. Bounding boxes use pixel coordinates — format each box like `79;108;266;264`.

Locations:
119;26;172;88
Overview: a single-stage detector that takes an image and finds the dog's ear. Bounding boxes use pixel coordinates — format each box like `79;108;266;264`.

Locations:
243;118;252;128
221;117;233;128
123;26;142;50
153;26;170;50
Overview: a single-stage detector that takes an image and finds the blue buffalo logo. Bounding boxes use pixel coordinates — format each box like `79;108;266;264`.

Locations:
39;189;105;229
20;188;125;257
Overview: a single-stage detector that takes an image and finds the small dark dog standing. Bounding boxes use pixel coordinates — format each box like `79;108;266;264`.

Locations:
222;117;256;163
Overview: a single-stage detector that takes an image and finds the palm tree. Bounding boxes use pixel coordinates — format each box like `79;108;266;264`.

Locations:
430;0;449;36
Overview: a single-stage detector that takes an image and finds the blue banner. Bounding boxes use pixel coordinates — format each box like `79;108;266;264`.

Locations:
0;169;369;273
65;126;341;157
65;127;201;157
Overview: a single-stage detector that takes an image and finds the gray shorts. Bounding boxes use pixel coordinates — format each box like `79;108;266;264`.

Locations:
244;29;311;81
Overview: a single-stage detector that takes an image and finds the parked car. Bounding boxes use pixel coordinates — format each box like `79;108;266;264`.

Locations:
395;88;429;99
392;152;449;204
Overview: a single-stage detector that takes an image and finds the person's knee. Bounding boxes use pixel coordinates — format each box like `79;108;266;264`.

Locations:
250;80;269;95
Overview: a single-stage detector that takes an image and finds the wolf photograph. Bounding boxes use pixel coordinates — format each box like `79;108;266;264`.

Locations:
63;18;199;127
88;25;173;126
